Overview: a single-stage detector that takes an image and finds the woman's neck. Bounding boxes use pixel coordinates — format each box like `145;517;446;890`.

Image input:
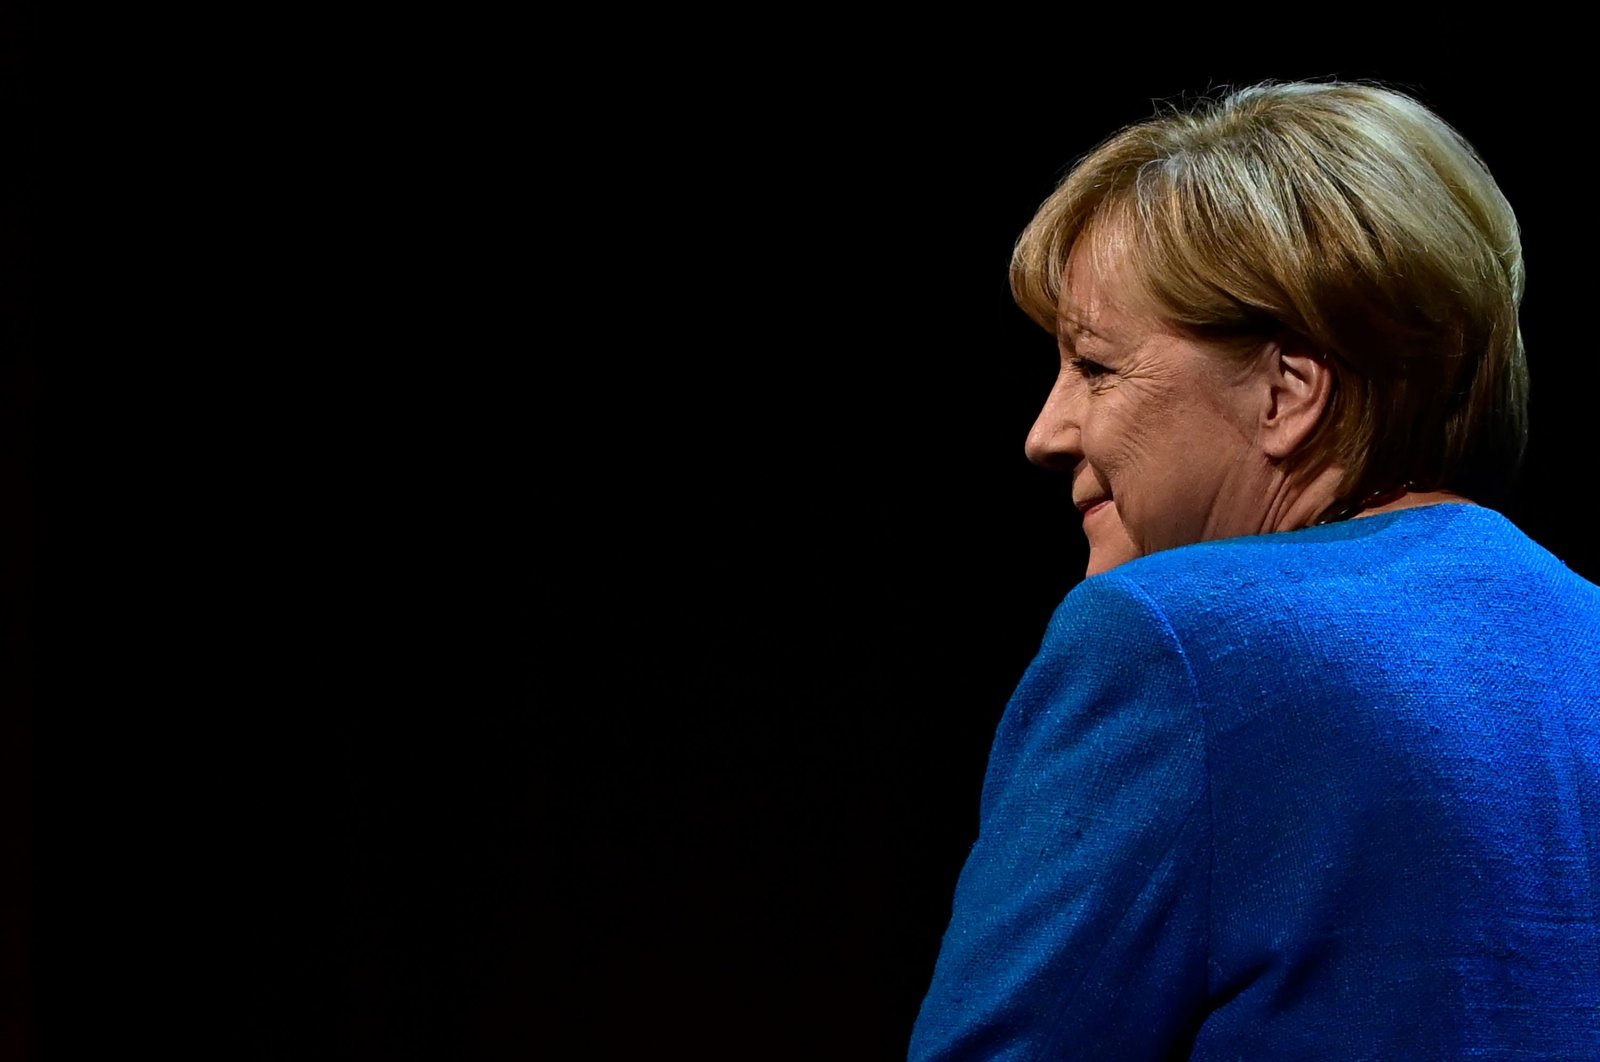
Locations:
1351;488;1476;520
1271;465;1476;531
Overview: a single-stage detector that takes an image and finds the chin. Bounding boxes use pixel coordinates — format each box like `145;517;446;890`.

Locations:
1082;500;1144;577
1085;548;1140;577
1085;525;1143;576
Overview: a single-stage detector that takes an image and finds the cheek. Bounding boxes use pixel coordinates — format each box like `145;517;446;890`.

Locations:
1080;401;1145;483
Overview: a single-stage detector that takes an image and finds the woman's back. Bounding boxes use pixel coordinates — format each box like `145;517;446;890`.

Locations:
912;504;1600;1059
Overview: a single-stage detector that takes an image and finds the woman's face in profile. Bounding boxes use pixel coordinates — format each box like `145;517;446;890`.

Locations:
1026;244;1268;576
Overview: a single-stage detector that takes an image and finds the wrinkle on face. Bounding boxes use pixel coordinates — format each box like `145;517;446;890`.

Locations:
1034;231;1273;574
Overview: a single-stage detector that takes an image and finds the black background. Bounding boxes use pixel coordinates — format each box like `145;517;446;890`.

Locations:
25;43;1600;1060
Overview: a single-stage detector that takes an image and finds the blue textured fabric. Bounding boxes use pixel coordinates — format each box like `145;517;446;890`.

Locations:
910;504;1600;1060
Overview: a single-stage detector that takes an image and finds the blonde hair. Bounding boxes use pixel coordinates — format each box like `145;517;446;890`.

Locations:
1011;81;1528;505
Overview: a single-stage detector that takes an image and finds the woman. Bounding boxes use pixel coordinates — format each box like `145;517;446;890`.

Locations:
910;82;1600;1059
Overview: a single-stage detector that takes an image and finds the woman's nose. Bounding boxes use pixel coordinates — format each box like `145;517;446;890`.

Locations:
1024;373;1082;473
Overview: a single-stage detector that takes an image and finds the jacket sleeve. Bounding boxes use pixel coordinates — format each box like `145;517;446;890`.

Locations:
909;573;1213;1061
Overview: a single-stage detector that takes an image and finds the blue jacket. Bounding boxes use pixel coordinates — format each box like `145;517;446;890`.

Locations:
911;504;1600;1059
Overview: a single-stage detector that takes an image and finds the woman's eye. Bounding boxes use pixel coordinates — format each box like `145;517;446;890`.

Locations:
1070;356;1112;380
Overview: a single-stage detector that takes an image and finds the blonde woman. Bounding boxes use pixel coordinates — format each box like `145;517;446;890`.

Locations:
910;82;1600;1059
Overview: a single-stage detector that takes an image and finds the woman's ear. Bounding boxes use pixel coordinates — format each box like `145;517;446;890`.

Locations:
1258;338;1333;460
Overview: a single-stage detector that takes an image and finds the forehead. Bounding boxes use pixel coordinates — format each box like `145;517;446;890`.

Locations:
1056;233;1141;342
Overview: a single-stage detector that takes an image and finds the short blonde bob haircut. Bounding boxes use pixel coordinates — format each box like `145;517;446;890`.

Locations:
1011;81;1528;507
